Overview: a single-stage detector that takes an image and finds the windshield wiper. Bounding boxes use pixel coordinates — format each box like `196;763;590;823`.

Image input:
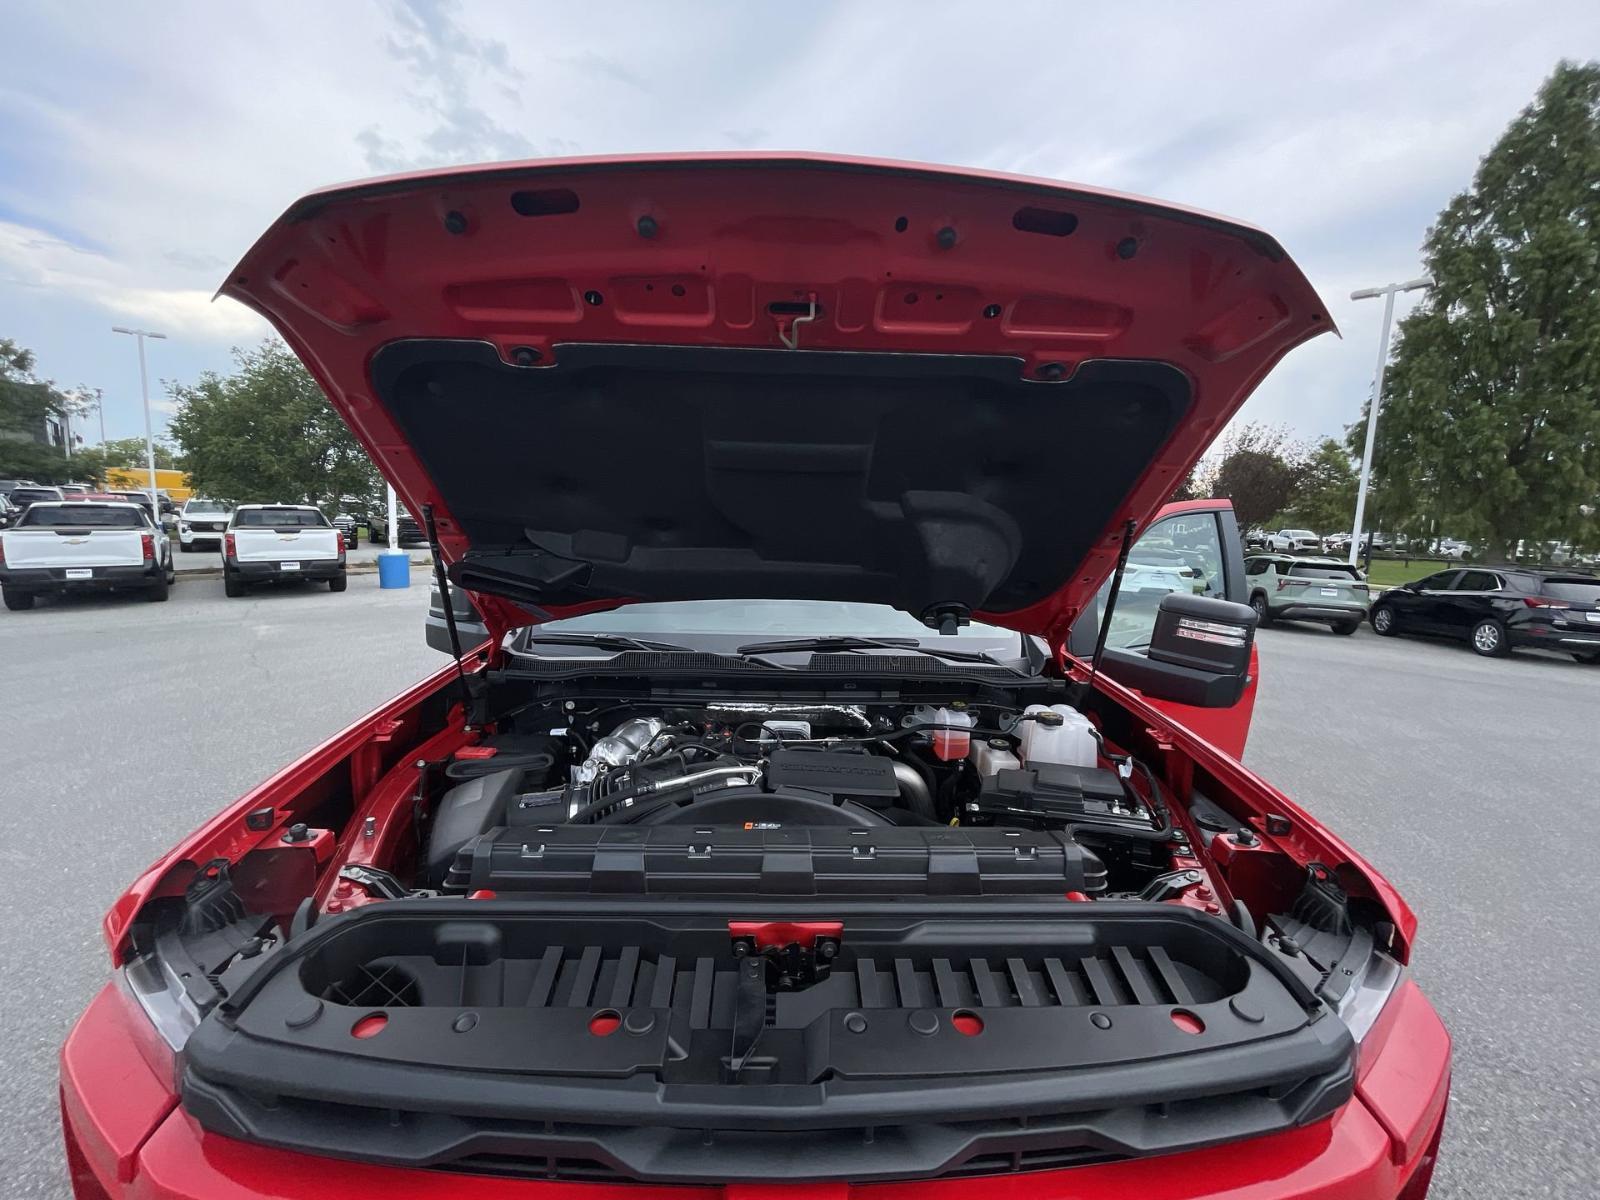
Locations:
524;633;701;654
735;635;1003;665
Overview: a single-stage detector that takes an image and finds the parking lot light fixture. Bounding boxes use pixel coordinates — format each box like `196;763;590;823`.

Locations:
1348;276;1431;566
111;327;169;524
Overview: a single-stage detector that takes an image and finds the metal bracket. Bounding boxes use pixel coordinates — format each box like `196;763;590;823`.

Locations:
776;295;817;350
338;864;410;901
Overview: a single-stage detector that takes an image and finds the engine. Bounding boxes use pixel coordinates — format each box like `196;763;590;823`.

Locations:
422;699;1179;901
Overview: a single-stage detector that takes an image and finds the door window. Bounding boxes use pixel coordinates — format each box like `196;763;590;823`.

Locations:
1452;571;1499;592
1418;571;1460;591
1097;512;1227;649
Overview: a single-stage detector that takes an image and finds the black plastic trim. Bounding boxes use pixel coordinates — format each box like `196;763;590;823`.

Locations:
182;898;1350;1184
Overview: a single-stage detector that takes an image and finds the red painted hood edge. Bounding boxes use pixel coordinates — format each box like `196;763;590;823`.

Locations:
220;152;1335;649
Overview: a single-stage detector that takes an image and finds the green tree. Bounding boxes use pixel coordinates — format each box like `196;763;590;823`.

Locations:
97;435;179;471
1170;459;1216;503
167;340;379;508
0;337;78;482
1372;61;1600;560
1282;438;1357;533
1209;422;1306;530
63;436;180;490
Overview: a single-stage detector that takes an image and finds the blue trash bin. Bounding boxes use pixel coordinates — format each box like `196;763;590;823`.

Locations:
377;551;410;589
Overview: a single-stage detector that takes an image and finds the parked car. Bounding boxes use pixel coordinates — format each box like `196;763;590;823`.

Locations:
0;492;17;529
1371;565;1600;659
7;484;65;512
222;503;348;596
1121;545;1205;595
1265;527;1320;553
0;500;173;609
1244;555;1370;634
60;156;1448;1200
1431;537;1470;560
330;511;361;548
59;482;91;497
178;497;232;551
1323;530;1391;557
101;489;161;526
1241;526;1268;550
395;507;427;546
0;478;38;498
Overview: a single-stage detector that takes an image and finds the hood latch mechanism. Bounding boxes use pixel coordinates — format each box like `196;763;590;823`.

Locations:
774;293;818;350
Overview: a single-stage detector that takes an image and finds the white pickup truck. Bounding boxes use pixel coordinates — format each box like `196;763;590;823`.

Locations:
178;497;232;551
0;501;174;610
223;504;347;597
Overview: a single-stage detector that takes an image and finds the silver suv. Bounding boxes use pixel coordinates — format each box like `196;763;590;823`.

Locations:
1245;555;1371;635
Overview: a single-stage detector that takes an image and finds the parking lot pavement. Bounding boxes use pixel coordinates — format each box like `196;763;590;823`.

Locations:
3;595;1595;1197
1246;623;1599;1200
2;577;442;1199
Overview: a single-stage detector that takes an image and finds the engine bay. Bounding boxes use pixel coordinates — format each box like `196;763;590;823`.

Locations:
418;697;1196;904
141;669;1401;1184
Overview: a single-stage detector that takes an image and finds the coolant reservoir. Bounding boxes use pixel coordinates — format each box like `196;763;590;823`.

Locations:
971;738;1022;776
1018;704;1098;768
911;704;975;761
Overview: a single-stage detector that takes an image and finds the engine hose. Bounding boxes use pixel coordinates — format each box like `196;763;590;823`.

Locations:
444;750;555;782
902;751;941;819
766;716;1054;750
889;761;937;820
566;765;763;824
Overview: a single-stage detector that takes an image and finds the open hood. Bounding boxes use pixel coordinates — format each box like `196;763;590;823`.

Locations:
223;153;1331;646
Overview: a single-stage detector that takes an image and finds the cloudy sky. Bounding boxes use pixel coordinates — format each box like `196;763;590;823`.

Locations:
2;0;1596;445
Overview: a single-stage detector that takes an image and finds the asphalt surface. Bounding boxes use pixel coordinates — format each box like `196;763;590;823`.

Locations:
1245;622;1599;1199
3;586;1597;1198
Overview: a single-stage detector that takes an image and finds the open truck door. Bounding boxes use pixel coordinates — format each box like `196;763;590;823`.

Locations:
1070;498;1259;759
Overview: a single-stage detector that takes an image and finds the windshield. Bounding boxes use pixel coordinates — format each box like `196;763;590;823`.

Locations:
233;507;326;528
12;488;61;504
522;599;1024;652
185;500;227;514
20;505;146;528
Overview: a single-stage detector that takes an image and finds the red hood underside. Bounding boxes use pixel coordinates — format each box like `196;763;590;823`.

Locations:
222;153;1331;647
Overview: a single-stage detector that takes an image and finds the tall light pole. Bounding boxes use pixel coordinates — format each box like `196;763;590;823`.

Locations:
112;327;168;523
1348;277;1431;567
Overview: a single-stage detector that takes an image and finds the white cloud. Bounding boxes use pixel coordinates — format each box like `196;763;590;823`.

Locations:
0;0;1596;446
0;221;267;341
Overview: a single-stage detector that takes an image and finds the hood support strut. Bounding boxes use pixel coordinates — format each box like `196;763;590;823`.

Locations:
423;504;475;721
1083;519;1137;698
